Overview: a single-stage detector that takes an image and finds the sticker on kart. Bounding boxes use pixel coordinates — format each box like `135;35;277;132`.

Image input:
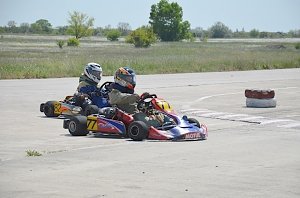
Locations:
53;102;62;114
184;132;201;140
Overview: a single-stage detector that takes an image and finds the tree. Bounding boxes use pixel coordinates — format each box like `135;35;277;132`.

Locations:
55;26;68;35
126;26;157;48
259;31;269;38
19;23;30;33
287;29;300;38
209;22;232;38
36;19;52;33
7;20;17;33
149;0;191;41
30;22;42;33
191;27;204;39
250;29;260;38
233;28;248;38
67;11;94;39
118;22;131;36
30;19;52;34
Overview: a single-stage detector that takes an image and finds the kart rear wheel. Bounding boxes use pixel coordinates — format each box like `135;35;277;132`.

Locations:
187;118;200;128
83;105;99;116
128;121;149;141
68;116;89;136
43;101;59;117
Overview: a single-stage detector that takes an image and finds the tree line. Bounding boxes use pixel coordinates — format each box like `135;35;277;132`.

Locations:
0;19;132;37
2;18;300;39
1;0;299;48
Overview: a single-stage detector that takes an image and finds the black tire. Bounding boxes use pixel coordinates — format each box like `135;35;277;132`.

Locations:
43;101;59;117
187;118;200;128
40;103;44;112
83;105;99;116
128;121;149;141
68;116;89;136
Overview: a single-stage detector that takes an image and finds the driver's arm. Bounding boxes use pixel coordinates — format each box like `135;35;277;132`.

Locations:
108;89;140;105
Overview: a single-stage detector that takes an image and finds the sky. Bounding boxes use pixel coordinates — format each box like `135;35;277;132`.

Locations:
0;0;299;32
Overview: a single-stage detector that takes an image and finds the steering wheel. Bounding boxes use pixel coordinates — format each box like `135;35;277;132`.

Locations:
137;93;157;111
98;81;113;98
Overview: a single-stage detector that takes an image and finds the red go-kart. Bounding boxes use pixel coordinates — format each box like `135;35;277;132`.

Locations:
63;94;208;141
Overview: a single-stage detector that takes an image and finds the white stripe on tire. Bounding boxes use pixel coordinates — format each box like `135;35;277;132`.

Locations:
246;98;277;108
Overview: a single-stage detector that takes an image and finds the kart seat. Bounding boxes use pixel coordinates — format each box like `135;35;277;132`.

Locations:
98;107;116;119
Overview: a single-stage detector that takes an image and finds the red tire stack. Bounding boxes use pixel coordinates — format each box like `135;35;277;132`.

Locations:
245;89;276;108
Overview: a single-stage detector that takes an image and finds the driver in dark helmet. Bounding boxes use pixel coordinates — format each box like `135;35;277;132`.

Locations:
108;66;171;127
108;66;140;114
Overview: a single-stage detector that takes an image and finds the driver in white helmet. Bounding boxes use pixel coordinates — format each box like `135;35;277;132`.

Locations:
75;62;110;108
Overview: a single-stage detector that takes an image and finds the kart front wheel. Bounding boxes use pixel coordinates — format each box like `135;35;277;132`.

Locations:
43;101;59;117
68;116;89;136
128;121;149;141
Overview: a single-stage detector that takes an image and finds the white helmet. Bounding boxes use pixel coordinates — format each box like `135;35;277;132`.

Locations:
84;63;102;84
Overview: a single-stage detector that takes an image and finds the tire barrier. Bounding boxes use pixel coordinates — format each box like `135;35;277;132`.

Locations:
245;89;276;108
245;89;275;99
246;98;277;108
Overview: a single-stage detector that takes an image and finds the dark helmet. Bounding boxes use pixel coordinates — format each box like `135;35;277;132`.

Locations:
114;66;136;90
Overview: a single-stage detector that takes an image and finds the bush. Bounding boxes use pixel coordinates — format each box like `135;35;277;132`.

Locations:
67;37;79;46
295;43;300;50
126;26;157;48
106;29;121;41
56;40;65;49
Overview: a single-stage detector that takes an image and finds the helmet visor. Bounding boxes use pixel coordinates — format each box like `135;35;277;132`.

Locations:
120;73;136;86
91;70;102;81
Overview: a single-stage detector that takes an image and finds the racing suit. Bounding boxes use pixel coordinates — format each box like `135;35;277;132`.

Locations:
108;83;139;114
76;74;110;108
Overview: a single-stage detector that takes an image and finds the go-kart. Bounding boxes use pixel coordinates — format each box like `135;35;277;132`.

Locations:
63;93;208;141
40;81;112;117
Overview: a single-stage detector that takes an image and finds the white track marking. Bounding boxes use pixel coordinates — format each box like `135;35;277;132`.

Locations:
200;112;228;117
217;114;250;119
278;123;300;128
179;109;300;129
260;119;293;125
195;92;241;102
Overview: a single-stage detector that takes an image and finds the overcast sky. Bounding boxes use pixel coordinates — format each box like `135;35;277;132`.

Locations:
1;0;299;32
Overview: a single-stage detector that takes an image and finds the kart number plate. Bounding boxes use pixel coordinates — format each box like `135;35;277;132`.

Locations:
184;132;201;140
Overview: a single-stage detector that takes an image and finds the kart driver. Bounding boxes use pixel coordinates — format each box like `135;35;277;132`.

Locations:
75;62;110;108
108;67;170;127
108;66;140;114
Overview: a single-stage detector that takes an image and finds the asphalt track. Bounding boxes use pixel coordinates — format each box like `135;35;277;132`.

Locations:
0;69;300;198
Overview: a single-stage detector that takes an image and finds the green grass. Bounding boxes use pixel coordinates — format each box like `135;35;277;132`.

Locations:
1;35;300;79
26;149;42;157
